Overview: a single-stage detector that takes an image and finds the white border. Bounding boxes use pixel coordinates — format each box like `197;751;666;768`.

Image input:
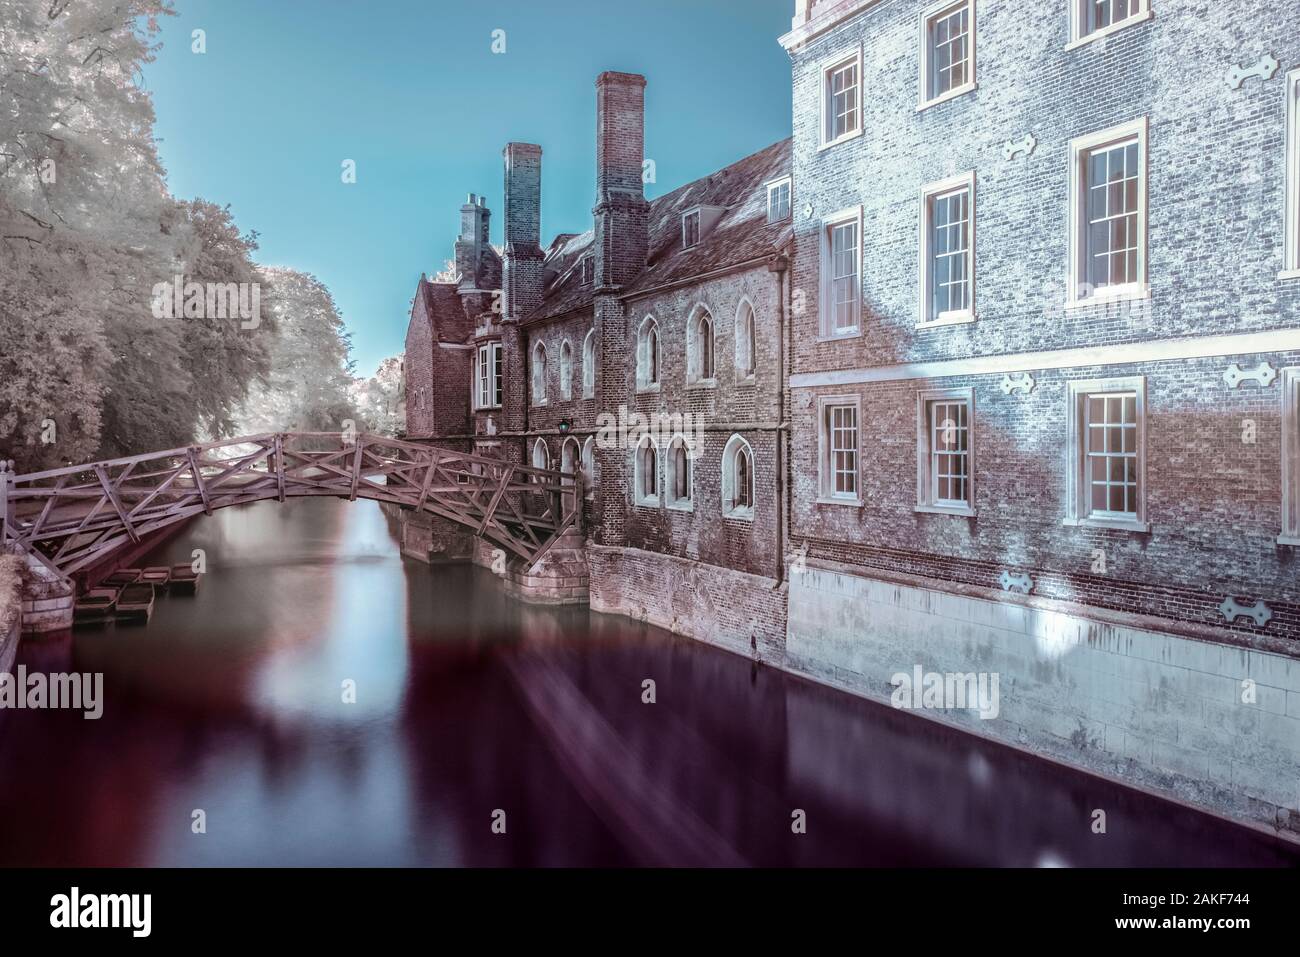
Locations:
917;0;977;111
915;386;977;516
918;171;977;328
1064;375;1149;533
816;394;864;506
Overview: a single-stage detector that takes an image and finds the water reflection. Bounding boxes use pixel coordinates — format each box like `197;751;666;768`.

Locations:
0;498;1294;867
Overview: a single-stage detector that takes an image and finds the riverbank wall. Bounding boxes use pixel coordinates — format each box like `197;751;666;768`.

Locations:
0;554;21;673
786;559;1300;840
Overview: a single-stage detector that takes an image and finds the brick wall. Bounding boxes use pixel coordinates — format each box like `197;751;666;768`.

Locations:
786;0;1300;642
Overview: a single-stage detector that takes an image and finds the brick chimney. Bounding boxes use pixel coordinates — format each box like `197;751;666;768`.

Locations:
454;193;490;290
502;143;544;320
501;143;543;437
593;72;649;289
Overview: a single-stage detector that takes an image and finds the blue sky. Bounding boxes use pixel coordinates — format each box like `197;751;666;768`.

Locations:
143;0;794;374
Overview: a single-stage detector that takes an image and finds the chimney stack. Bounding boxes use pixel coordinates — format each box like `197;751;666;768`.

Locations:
454;193;491;289
594;72;649;289
502;143;544;321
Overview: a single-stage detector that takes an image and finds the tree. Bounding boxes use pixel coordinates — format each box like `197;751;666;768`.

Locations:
236;268;358;435
352;355;406;437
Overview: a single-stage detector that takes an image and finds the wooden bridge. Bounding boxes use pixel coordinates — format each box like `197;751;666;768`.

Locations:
0;433;582;581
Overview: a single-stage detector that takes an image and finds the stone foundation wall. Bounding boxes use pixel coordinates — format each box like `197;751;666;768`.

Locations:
786;560;1300;836
394;506;474;563
15;552;72;636
588;543;788;665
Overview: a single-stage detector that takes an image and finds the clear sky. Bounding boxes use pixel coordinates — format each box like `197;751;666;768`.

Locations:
142;0;794;375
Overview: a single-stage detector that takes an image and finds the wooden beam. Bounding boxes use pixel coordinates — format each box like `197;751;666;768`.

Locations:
186;447;214;515
274;434;286;503
348;439;364;501
94;464;140;544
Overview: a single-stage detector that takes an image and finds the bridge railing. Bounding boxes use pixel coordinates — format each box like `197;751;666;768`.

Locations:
1;432;582;577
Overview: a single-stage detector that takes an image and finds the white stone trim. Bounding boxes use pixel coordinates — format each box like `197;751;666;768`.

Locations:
916;385;976;516
1285;68;1300;277
1064;375;1149;533
819;204;864;340
1283;368;1300;543
816;394;863;506
1067;117;1149;306
916;0;976;111
918;170;976;328
735;295;758;382
817;43;865;150
1065;0;1152;50
789;328;1300;388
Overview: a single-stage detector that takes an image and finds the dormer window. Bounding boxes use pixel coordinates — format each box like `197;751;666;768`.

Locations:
767;177;792;223
682;210;701;249
580;255;594;285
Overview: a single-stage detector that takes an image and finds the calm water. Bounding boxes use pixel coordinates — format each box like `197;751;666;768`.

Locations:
0;497;1295;867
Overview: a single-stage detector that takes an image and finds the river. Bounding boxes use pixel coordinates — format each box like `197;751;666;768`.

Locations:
0;497;1294;866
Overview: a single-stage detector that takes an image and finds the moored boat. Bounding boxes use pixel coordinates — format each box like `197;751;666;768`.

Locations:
140;566;172;589
170;564;202;595
74;588;120;626
115;583;156;623
104;568;142;587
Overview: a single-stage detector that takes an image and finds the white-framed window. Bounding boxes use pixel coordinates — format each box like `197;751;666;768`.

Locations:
735;298;757;380
1282;368;1300;544
682;209;701;249
582;329;596;398
531;437;550;471
919;172;975;327
820;48;862;148
559;339;573;400
636;316;660;391
1284;68;1300;280
687;305;715;385
665;435;693;511
1068;119;1148;305
581;436;596;499
634;435;659;506
475;341;503;409
767;177;792;223
1065;376;1148;532
817;395;861;504
918;0;975;109
819;206;862;338
1068;0;1151;48
721;434;755;520
916;387;975;515
580;255;595;285
560;437;581;487
531;341;548;404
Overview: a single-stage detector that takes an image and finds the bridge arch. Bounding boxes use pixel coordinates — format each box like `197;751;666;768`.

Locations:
0;433;582;581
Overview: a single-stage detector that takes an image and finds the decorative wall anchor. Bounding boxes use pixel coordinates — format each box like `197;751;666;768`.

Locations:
1227;53;1280;90
1001;372;1035;395
804;202;816;221
1219;596;1272;627
1002;134;1037;161
999;570;1033;595
1223;361;1277;389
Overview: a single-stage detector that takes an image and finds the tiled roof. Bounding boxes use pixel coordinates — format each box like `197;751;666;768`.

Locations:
524;137;792;323
419;276;468;339
623;137;792;299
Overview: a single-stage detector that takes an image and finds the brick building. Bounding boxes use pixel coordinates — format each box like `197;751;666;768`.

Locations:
779;0;1300;831
401;72;793;652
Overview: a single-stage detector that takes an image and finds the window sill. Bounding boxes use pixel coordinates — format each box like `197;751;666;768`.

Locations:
1063;516;1151;533
917;311;975;330
687;379;717;391
666;500;694;513
1064;286;1150;310
818;327;862;343
634;498;660;509
636;383;661;395
722;507;755;523
1278;268;1300;282
818;128;863;152
1278;534;1300;547
917;81;977;113
1064;10;1153;51
581;392;595;401
533;399;548;407
816;495;862;507
915;504;976;518
736;376;757;387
